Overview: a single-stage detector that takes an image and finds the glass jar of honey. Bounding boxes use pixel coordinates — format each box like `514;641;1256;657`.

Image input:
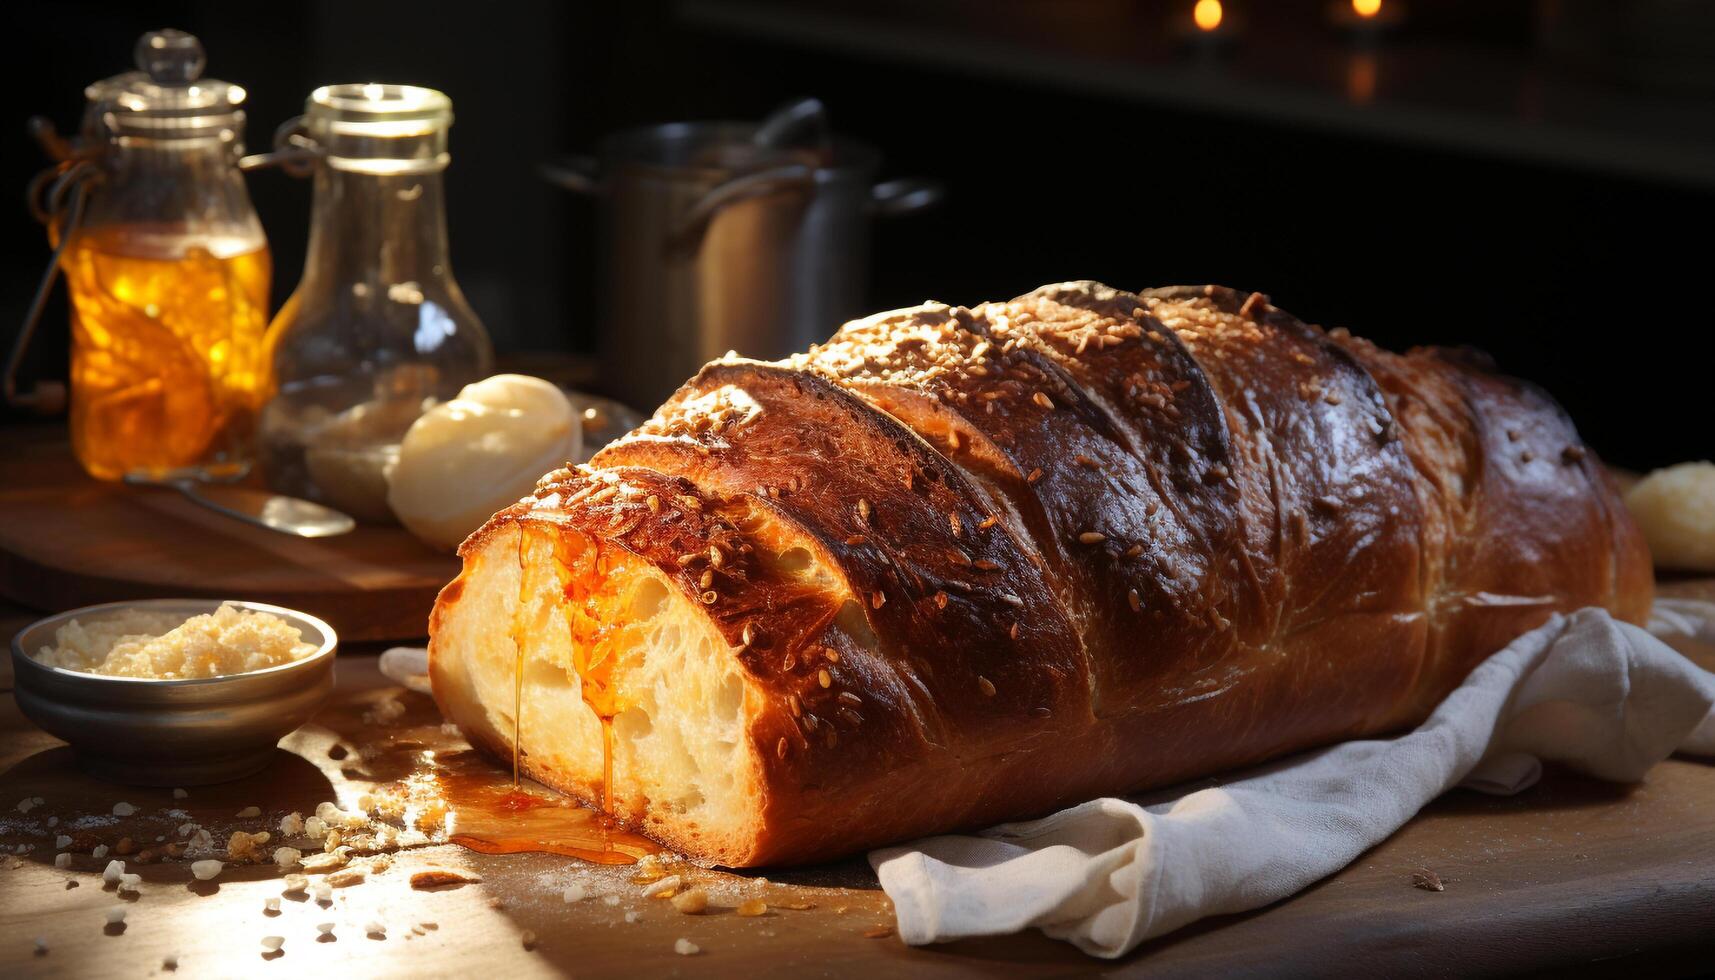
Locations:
53;30;272;481
259;84;493;522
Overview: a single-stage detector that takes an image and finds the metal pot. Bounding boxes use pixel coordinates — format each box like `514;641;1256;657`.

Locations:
544;117;941;407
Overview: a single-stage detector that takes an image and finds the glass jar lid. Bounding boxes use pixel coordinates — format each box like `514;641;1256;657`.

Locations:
86;29;247;141
302;84;453;175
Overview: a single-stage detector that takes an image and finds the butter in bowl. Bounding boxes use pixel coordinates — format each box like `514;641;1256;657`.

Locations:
10;599;337;786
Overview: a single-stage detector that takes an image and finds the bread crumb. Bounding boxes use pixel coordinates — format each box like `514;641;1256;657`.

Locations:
227;830;271;862
737;898;767;917
190;859;222;881
325;867;367;887
1411;867;1446;892
642;874;682;899
301;850;347;873
411;870;479;889
34;937;47;955
520;930;538;951
624;911;641;923
863;925;895;939
163;951;178;970
671;888;708;914
673;938;700;956
279;812;304;837
273;847;302;869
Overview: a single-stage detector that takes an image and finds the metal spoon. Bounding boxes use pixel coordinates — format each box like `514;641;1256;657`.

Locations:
123;471;356;538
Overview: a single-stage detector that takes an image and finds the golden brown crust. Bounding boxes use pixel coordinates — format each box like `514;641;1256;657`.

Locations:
429;281;1652;867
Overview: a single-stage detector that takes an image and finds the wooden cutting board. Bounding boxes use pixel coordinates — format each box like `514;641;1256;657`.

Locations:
0;602;1711;977
0;426;458;643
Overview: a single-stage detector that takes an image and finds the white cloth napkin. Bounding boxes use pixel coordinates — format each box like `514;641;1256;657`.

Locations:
870;600;1715;959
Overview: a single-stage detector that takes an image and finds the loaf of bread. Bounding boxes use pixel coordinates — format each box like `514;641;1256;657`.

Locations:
428;282;1651;867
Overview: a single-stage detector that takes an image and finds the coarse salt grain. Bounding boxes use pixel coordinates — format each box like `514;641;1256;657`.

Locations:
280;812;304;836
364;920;386;937
33;937;47;955
105;907;127;925
190;860;222;881
172;788;187;799
163;952;179;970
260;936;283;951
55;835;71;849
54;853;71;869
118;873;141;894
264;896;280;912
313;882;333;903
674;938;700;955
561;883;588;903
102;859;125;884
282;874;308;894
111;802;136;817
602;895;620;907
273;847;302;869
624;911;641;923
91;845;108;859
317;922;335;936
642;874;682;898
16;797;44;814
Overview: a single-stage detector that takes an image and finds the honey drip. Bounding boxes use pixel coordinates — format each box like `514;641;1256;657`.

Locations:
487;522;656;860
551;533;635;828
60;226;272;480
512;523;528;788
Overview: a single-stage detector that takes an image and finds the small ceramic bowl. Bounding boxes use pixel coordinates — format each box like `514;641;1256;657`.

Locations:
9;599;337;785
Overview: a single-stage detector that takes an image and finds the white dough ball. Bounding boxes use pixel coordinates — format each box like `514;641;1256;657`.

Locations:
387;374;581;551
1624;461;1715;572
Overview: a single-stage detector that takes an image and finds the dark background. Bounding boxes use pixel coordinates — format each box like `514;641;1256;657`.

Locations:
5;0;1712;469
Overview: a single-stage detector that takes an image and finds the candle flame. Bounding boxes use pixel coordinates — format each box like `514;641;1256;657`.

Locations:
1352;0;1382;18
1194;0;1224;31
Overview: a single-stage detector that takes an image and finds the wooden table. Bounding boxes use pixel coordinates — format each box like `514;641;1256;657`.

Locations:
4;590;1712;979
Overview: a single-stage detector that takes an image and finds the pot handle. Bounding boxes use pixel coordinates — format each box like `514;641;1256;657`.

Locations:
870;178;944;217
671;163;816;245
540;154;602;195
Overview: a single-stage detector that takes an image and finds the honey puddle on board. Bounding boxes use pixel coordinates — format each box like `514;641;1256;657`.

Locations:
433;750;657;866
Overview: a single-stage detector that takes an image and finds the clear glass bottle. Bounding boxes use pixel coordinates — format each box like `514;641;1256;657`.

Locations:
59;30;272;481
260;84;493;522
